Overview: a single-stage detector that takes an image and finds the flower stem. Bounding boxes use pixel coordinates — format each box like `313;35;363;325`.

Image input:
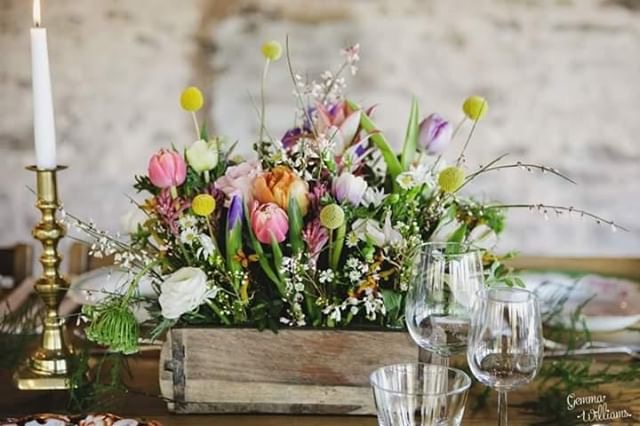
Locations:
259;59;270;144
206;299;231;325
191;111;200;140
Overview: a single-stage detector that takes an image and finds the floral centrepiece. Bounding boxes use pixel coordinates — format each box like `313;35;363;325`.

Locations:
74;41;622;353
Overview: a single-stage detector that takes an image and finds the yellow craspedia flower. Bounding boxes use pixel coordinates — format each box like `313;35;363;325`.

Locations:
261;40;283;61
438;166;465;193
462;95;488;121
180;86;204;112
320;204;345;230
192;194;216;216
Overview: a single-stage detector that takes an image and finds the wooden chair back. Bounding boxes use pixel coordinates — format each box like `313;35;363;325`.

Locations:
67;242;115;276
0;243;33;288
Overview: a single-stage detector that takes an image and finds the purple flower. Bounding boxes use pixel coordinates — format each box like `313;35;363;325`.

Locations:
281;127;304;150
227;195;243;229
418;113;452;155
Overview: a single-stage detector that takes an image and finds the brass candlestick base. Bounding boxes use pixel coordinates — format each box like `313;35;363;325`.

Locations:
14;166;75;390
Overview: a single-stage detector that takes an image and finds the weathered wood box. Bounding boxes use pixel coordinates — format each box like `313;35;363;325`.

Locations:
159;328;417;415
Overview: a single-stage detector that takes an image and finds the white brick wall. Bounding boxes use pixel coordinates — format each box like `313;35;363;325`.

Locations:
1;0;638;256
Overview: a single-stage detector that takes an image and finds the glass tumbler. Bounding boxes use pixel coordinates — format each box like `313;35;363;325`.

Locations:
370;363;471;426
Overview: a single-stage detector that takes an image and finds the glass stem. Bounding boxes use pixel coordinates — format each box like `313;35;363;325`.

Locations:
498;391;508;426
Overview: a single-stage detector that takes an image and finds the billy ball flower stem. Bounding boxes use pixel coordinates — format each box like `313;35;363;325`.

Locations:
456;96;488;166
180;86;205;139
259;40;282;145
191;112;200;140
259;58;270;144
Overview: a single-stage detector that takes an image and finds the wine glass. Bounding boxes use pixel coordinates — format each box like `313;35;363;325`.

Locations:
466;287;544;426
370;363;472;426
405;242;484;364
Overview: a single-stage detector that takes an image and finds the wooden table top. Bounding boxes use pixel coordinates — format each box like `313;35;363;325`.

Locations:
2;257;639;424
2;349;639;425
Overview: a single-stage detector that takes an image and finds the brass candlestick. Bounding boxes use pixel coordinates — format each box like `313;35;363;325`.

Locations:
14;165;74;390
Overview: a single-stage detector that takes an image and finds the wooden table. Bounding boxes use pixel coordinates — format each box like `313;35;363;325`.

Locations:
1;257;639;425
2;349;639;425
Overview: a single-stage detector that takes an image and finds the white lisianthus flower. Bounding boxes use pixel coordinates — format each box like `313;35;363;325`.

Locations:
159;267;211;320
186;139;219;173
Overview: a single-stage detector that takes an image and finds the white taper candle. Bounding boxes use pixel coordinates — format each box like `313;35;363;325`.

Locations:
31;0;57;170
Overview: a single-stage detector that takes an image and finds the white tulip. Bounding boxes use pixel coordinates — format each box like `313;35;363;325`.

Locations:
186;139;219;173
159;267;210;320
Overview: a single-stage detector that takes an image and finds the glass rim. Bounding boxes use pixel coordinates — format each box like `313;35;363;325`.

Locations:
369;363;472;397
476;286;538;304
416;241;484;257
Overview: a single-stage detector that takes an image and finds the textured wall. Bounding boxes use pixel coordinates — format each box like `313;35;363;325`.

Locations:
1;0;639;256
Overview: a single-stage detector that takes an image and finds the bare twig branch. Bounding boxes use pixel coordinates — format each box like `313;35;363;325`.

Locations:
485;203;628;232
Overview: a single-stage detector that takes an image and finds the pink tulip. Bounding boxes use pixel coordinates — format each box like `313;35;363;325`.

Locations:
250;201;289;244
148;149;187;189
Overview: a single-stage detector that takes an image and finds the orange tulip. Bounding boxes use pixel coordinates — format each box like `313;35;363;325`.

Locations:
253;166;309;216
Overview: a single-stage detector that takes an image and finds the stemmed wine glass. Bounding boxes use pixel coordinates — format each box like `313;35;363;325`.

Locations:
405;242;484;365
466;287;544;426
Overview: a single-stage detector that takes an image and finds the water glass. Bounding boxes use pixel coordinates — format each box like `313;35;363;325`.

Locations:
405;242;484;360
466;287;544;426
370;363;471;426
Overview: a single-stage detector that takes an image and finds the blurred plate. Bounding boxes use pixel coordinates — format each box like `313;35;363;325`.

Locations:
521;271;640;333
69;266;156;322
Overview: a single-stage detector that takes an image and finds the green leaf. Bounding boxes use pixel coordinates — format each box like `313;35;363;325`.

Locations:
447;223;468;246
381;289;402;323
400;97;420;171
288;197;304;256
270;235;284;282
225;216;243;286
346;100;403;180
200;123;209;141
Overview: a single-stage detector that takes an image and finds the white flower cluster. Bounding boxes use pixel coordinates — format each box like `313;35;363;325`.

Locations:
178;214;216;262
345;256;369;284
279;256;307;327
341;44;360;76
294;70;346;106
69;214;152;270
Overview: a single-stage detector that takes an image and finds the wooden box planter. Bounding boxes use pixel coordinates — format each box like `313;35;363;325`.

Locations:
159;327;417;415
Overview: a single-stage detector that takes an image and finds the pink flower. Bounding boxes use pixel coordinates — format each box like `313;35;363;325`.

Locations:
155;188;190;235
309;183;329;212
214;160;262;202
250;201;289;244
302;219;329;263
316;101;361;152
148;149;187;189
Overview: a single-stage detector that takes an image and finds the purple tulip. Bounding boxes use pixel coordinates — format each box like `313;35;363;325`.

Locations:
332;172;368;206
227;195;243;229
418;113;452;155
